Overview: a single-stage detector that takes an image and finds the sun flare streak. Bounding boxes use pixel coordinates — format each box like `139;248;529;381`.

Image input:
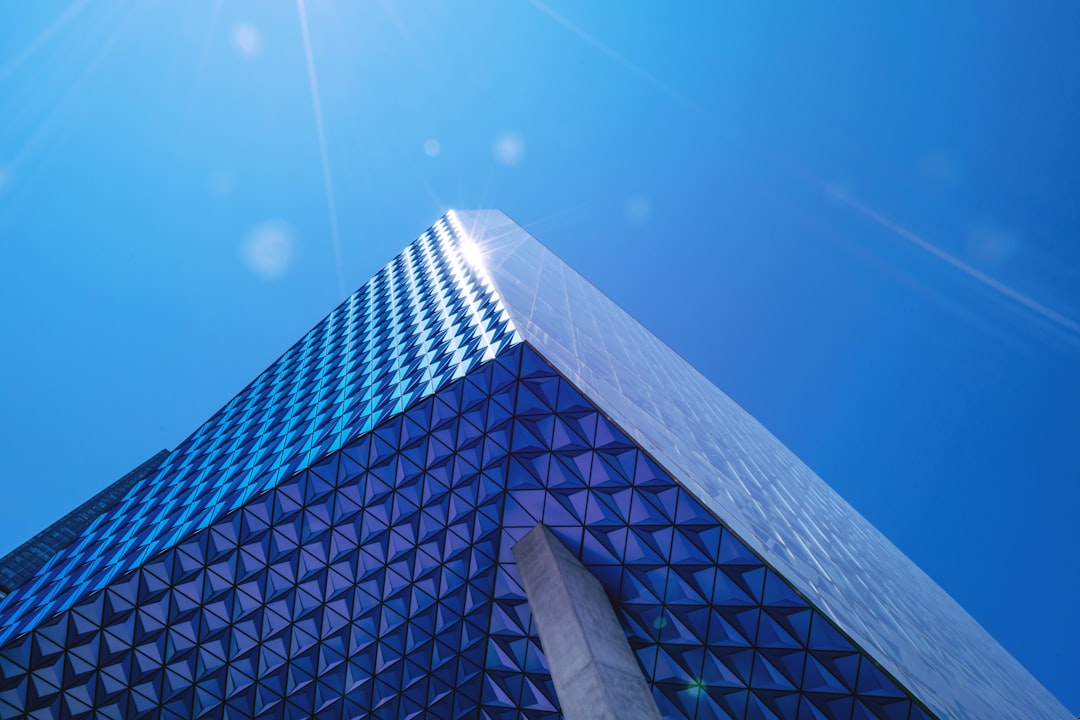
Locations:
296;0;347;299
6;0;136;187
831;188;1080;339
0;0;91;80
525;0;694;110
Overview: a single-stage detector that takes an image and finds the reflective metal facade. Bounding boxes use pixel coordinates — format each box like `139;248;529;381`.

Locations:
0;211;1068;720
453;211;1070;720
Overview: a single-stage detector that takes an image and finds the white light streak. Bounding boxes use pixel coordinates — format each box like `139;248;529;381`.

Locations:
830;188;1080;339
296;0;347;299
525;0;695;111
0;0;90;80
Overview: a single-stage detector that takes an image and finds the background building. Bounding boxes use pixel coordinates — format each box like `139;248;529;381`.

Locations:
0;212;1070;719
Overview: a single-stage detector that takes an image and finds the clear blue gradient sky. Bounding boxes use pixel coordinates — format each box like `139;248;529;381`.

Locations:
1;1;1077;711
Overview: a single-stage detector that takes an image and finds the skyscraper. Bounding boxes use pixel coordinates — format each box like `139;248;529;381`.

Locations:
0;211;1069;719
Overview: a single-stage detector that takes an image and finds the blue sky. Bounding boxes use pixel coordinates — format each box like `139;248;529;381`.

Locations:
1;1;1077;712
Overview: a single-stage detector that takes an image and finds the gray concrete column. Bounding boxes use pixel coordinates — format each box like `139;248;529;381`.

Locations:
512;524;662;720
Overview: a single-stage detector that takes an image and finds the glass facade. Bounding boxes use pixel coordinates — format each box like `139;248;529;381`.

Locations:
0;451;168;597
0;211;1069;719
0;216;516;647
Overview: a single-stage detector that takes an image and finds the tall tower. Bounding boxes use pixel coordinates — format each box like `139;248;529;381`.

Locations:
0;211;1069;719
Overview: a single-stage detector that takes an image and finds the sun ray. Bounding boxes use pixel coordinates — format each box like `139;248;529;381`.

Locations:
0;0;92;81
296;0;347;299
830;187;1080;340
3;0;136;196
188;0;224;101
196;0;224;77
524;0;695;111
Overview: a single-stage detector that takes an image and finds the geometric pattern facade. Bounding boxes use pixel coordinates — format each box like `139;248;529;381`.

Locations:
0;343;931;720
0;450;168;597
0;211;1067;719
0;216;516;647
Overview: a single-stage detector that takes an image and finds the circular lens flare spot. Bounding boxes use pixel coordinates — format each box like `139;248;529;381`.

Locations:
232;23;263;58
242;221;295;280
625;195;652;225
493;132;525;166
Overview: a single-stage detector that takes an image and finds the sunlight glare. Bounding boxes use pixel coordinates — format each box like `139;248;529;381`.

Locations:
459;239;485;270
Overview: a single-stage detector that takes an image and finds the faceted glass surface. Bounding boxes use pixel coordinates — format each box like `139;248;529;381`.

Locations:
0;216;516;646
0;211;1068;720
0;345;926;720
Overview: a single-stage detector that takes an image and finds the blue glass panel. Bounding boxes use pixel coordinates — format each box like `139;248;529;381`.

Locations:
6;341;940;719
0;215;517;643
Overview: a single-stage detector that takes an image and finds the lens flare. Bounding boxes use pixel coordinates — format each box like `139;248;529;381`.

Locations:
231;23;263;58
242;221;295;280
493;132;525;166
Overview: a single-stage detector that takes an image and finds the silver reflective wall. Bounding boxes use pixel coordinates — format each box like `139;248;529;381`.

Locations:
452;209;1070;720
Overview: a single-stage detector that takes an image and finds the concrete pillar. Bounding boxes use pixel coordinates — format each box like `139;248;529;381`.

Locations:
512;524;662;720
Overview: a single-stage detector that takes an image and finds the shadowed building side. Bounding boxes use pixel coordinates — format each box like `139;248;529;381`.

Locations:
0;449;169;599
